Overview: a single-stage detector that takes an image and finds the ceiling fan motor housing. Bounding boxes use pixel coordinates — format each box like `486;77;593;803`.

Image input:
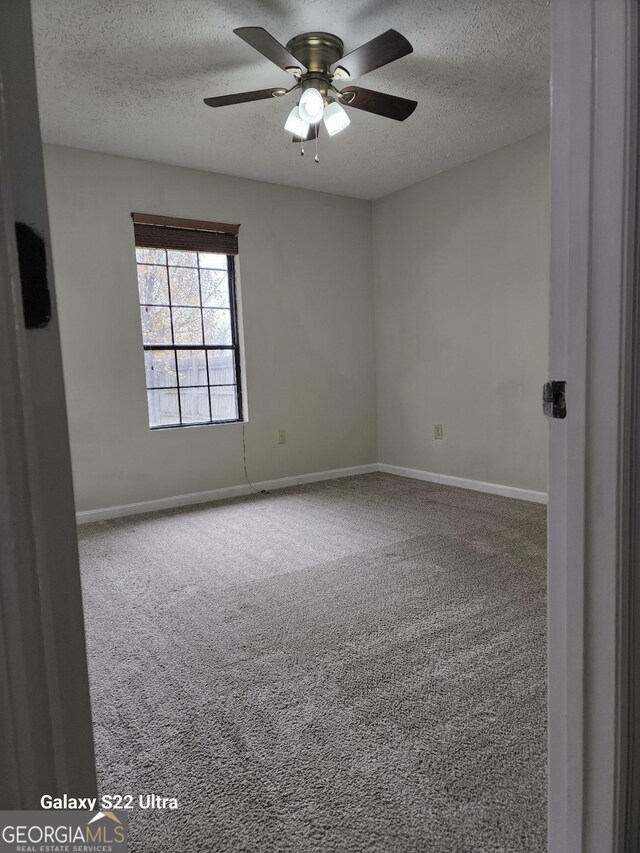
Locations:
286;32;344;76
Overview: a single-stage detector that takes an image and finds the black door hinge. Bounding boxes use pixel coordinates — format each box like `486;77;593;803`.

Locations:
543;380;566;419
15;221;51;328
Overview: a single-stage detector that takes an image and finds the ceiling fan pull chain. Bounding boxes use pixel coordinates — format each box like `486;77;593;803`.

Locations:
314;131;319;164
300;143;305;156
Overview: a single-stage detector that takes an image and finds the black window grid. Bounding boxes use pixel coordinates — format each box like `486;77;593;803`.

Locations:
137;260;228;271
138;253;243;429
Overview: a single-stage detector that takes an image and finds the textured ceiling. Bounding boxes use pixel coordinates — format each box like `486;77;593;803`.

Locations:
31;0;550;199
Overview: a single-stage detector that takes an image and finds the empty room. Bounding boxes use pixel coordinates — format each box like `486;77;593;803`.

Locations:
13;0;551;850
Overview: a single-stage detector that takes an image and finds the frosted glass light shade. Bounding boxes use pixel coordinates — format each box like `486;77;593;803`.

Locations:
298;88;324;124
284;106;309;138
323;100;350;136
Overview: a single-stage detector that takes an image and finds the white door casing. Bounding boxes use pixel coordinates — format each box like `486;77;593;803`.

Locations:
0;1;96;805
548;1;637;851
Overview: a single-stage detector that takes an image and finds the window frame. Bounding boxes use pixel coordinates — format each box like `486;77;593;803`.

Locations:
136;247;244;430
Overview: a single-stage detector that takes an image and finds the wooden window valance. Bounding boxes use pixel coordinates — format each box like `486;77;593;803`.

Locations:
131;212;240;255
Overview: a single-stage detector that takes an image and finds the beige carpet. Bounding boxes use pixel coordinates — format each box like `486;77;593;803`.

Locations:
78;472;547;852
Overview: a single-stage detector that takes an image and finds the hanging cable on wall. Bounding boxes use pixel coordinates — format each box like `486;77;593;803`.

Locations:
242;422;269;495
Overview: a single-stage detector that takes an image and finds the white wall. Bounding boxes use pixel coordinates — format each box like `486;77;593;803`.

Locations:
44;133;549;513
43;145;377;512
372;132;549;493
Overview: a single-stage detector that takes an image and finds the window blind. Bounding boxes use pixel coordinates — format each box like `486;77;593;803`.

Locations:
131;212;240;255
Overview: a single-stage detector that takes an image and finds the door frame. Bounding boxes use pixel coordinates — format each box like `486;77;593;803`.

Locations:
547;1;638;851
0;0;96;806
619;4;640;849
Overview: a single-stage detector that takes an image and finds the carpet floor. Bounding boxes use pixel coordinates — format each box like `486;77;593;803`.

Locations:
78;472;547;852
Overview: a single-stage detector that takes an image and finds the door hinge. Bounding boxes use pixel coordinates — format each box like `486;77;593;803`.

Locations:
15;221;51;329
543;380;566;419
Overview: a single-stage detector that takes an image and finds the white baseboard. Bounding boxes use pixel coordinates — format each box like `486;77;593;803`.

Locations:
377;463;548;504
75;464;379;524
76;461;547;523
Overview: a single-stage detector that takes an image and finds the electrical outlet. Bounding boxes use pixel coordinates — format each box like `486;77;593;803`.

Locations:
434;424;443;440
278;429;286;444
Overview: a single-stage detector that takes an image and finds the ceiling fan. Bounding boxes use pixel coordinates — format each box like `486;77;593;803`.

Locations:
203;28;417;152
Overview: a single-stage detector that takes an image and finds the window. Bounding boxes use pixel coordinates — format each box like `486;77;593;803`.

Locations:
132;213;243;429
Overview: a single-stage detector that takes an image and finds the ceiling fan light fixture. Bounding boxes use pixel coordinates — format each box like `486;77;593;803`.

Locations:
204;28;418;156
298;87;324;124
284;105;309;138
323;100;350;136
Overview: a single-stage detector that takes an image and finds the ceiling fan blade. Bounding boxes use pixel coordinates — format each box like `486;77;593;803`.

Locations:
234;27;302;73
340;86;417;121
331;30;412;79
291;123;320;143
204;88;285;108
